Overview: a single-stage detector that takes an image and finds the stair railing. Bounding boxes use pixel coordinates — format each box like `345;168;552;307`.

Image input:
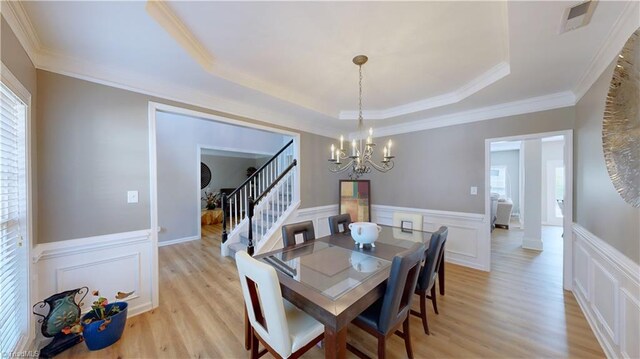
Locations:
222;139;296;255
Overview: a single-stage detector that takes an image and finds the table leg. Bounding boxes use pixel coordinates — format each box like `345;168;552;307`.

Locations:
324;326;347;359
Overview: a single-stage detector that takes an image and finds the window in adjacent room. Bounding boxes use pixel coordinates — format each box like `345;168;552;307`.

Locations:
0;75;31;355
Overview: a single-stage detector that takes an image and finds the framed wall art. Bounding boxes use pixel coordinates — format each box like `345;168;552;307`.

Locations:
339;180;371;222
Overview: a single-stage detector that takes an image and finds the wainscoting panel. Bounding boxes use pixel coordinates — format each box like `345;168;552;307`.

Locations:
572;223;640;359
259;204;338;253
34;229;154;317
372;205;489;271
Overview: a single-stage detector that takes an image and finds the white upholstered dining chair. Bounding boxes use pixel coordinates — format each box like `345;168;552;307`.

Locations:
235;251;324;359
392;212;424;232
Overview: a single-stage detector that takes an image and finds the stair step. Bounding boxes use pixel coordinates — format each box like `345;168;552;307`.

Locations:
228;242;248;258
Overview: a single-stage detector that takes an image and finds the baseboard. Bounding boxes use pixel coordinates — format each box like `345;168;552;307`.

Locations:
158;235;200;247
371;204;489;271
572;223;640;359
522;237;543;250
33;229;156;328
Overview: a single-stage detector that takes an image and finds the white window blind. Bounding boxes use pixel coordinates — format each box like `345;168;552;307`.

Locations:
0;81;29;355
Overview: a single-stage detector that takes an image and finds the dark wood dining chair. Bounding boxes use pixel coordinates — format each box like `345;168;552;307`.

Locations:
328;213;352;234
410;226;448;335
436;232;447;296
281;221;315;247
347;243;426;359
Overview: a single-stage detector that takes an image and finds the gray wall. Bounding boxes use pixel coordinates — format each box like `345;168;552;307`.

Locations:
200;154;266;207
490;149;520;215
156;111;287;242
1;16;39;243
364;107;575;214
575;60;640;263
35;70;338;243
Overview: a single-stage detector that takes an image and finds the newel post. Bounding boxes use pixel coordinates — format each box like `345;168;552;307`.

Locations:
221;193;228;243
247;196;255;256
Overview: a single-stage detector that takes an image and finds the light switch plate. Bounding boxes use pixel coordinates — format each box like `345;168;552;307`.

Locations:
470;186;478;195
127;190;139;204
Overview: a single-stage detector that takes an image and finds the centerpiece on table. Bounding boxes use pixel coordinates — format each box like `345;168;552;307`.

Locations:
63;290;134;351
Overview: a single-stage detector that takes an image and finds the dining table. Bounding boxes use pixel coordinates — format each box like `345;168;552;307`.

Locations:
254;225;436;359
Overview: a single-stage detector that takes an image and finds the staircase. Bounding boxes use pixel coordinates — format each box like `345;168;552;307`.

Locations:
222;139;297;257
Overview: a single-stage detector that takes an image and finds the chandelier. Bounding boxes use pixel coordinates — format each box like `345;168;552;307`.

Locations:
328;55;395;179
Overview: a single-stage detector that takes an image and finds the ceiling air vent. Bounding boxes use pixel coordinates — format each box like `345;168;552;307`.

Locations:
560;0;598;34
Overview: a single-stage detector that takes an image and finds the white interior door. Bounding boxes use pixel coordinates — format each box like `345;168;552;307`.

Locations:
545;160;564;226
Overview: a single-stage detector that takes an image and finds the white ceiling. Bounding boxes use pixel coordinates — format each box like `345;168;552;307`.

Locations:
6;1;639;137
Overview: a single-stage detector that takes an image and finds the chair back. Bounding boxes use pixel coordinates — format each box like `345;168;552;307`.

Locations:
235;251;292;357
282;221;316;247
435;230;448;273
378;242;426;333
392;212;424;232
328;214;352;235
418;226;448;291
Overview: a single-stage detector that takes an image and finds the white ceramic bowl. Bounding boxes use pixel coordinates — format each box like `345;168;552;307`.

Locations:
349;222;382;248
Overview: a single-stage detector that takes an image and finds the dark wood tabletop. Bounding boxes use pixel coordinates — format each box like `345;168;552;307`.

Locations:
255;225;433;359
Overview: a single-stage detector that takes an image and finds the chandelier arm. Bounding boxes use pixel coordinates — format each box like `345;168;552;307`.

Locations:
365;158;395;172
328;159;356;174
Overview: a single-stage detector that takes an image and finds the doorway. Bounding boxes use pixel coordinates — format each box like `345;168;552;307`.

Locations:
484;130;573;291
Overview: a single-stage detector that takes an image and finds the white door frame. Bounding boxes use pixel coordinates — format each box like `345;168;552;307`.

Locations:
196;145;276;244
484;129;573;291
148;102;301;308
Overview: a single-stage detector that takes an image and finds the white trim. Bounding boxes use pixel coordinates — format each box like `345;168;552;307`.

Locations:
296;204;340;217
33;229;152;262
339;62;510;120
35;48;338;138
573;1;640;102
149;101;301;290
371;204;489;271
485;130;573;289
145;1;214;72
0;1;41;63
354;91;576;138
572;223;640;359
371;204;484;221
158;235;200;248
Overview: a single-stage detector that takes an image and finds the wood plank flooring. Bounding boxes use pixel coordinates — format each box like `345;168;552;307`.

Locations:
57;224;604;358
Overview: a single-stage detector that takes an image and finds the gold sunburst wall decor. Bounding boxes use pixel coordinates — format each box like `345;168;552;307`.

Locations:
603;28;640;208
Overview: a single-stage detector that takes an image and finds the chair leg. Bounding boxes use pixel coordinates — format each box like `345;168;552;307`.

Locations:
431;286;439;315
250;329;259;359
420;293;430;335
244;307;251;350
403;318;414;359
438;260;445;295
377;337;386;359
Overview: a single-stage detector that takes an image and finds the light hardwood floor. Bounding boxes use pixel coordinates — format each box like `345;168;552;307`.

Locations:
58;224;604;358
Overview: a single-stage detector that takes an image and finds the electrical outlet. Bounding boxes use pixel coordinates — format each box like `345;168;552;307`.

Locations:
127;190;139;204
470;186;478;195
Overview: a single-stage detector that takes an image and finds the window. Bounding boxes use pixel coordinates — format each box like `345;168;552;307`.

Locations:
0;79;30;355
490;166;507;197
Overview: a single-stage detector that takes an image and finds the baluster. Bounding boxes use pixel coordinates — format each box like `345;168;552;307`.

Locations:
222;194;228;243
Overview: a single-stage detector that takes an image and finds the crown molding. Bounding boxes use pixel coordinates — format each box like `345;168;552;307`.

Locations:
339;61;511;120
145;1;214;72
0;0;41;63
36;48;338;138
573;1;640;102
145;0;336;118
354;91;576;138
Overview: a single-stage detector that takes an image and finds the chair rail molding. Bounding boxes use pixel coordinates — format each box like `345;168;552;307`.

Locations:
572;223;640;359
33;229;155;319
259;204;339;254
371;204;489;271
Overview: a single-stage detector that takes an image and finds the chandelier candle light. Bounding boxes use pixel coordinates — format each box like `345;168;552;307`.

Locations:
328;55;395;179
